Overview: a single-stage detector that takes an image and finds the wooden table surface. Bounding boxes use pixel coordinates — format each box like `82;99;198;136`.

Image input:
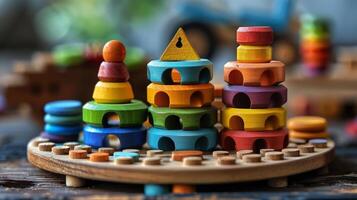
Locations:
1;114;357;199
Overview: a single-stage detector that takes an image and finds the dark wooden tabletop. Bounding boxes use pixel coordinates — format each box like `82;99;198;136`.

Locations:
1;114;357;199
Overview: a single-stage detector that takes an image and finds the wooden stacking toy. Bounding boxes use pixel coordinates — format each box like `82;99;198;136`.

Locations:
221;26;288;152
288;116;329;140
147;28;217;152
300;15;331;76
41;100;83;142
82;40;147;149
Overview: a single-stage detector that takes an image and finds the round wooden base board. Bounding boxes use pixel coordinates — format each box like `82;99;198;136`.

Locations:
27;137;334;184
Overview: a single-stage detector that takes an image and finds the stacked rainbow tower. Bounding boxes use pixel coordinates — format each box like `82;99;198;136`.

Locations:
146;28;217;151
82;40;147;149
220;27;289;152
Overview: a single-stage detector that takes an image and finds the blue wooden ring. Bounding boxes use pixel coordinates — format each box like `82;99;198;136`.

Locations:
44;124;82;136
44;100;82;116
83;125;146;149
41;132;79;143
147;127;217;151
147;59;213;84
44;114;82;126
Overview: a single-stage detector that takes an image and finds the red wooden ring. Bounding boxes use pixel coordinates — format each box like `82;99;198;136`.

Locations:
236;26;273;45
220;129;288;151
98;62;130;82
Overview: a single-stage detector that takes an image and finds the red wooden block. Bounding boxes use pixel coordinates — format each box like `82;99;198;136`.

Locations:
98;62;129;82
236;26;273;46
103;40;126;62
220;129;288;152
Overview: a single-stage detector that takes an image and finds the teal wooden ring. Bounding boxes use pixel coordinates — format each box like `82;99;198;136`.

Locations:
147;59;213;84
83;100;147;127
148;106;217;130
44;114;82;126
147;127;217;151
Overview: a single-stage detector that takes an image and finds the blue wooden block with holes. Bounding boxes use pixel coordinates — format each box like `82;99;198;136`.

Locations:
144;184;170;196
147;59;213;84
113;151;140;161
44;124;82;136
147;127;217;151
44;100;82;116
44;114;82;126
83;125;146;149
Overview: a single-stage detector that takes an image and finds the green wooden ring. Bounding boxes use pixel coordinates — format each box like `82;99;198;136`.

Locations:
148;106;217;130
83;100;147;127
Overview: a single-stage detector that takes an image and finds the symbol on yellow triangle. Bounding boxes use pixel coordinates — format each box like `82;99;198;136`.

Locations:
160;27;200;61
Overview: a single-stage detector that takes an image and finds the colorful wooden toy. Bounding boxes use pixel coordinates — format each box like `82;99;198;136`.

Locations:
98;62;129;82
220;129;289;151
160;28;200;61
222;85;287;108
147;83;214;108
287;116;327;132
224;61;285;86
83;125;146;149
92;81;134;103
289;130;329;139
222;108;286;131
44;114;82;126
83;100;147;127
44;124;82;135
147;127;217;151
40;132;79;143
236;26;273;46
147;59;212;84
236;45;272;63
102;40;126;62
148;106;217;130
44;100;82;116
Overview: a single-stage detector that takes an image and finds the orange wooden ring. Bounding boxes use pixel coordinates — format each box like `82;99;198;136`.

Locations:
289;130;329;139
172;184;196;194
89;152;109;162
224;61;285;86
147;83;214;108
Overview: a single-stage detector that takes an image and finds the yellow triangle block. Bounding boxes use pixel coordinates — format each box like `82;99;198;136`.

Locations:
160;27;200;61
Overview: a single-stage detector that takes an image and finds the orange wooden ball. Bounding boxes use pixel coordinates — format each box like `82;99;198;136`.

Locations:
103;40;126;62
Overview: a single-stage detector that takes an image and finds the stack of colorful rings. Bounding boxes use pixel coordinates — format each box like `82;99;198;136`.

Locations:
146;28;217;151
82;40;147;149
42;100;82;142
221;26;289;152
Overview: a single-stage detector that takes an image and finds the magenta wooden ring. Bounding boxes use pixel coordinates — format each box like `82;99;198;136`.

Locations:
222;85;287;108
98;62;129;82
220;128;289;151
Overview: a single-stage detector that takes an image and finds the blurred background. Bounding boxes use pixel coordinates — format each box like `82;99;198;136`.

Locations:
1;0;357;145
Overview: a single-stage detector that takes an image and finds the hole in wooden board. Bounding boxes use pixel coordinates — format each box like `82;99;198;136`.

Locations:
270;93;283;107
198;67;211;83
200;114;211;128
190;91;204;107
154;91;170;107
161;68;174;84
171;68;181;84
176;37;183;48
228;70;243;85
102;112;120;127
265;115;279;130
223;136;236;150
260;70;274;86
229;116;244;130
158;137;175;151
253;139;267;153
232;93;251;108
195;136;208;150
104;134;121;149
165;115;182;130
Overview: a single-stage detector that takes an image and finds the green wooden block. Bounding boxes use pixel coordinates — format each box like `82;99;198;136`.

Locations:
83;100;147;127
148;106;217;130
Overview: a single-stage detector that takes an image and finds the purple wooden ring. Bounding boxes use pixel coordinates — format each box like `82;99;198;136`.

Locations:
98;61;129;82
41;132;79;143
222;85;287;108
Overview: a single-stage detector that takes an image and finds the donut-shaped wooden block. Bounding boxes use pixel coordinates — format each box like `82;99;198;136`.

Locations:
222;85;287;108
147;59;213;84
98;62;129;82
236;26;273;45
224;61;285;86
222;107;286;131
236;45;272;63
148;106;217;130
220;128;288;151
147;127;217;151
83;100;147;127
147;83;214;108
93;81;134;103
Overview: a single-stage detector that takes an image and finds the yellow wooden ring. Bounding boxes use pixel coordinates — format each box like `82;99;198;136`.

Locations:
237;45;272;63
288;116;327;132
222;107;286;131
93;81;133;103
223;61;285;86
147;83;214;108
289;130;329;139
